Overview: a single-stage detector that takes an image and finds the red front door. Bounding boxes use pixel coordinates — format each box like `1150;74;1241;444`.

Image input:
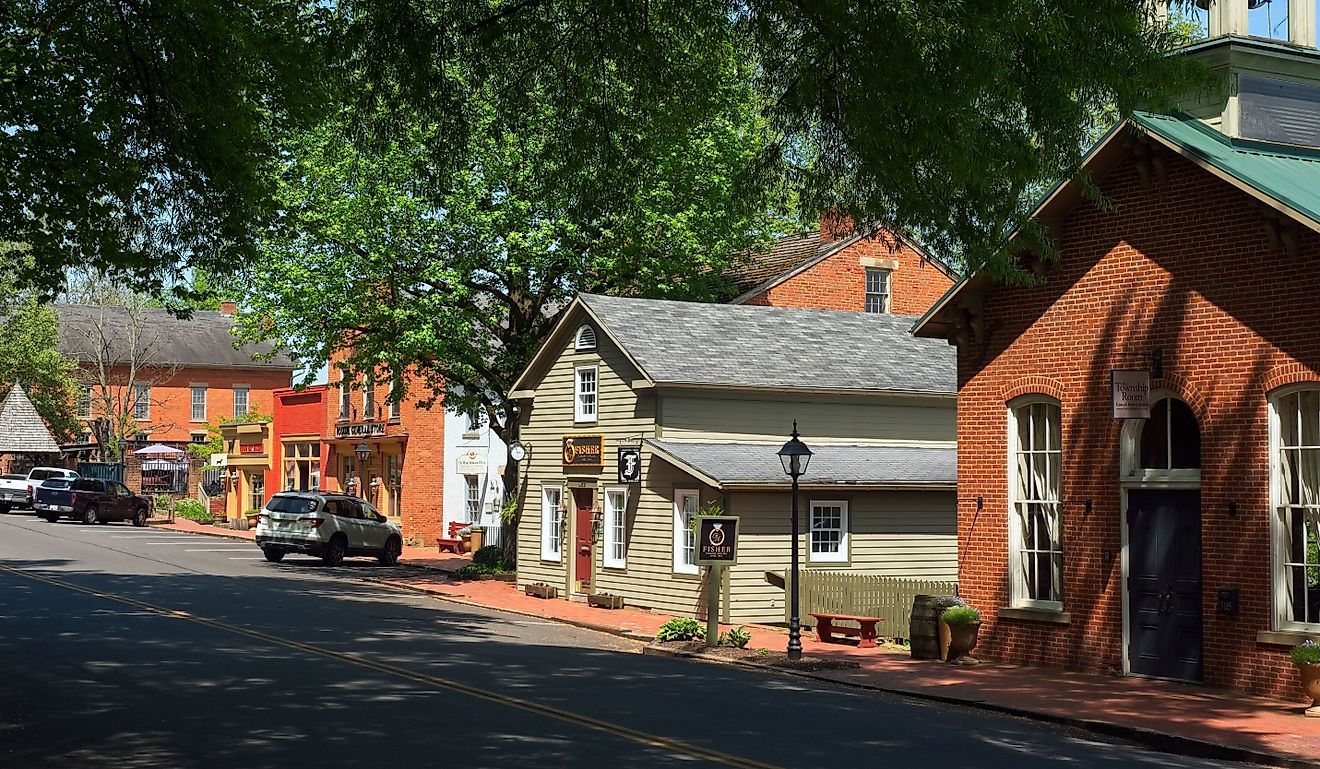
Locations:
573;488;593;591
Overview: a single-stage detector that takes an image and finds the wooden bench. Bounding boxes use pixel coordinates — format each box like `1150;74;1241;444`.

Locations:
436;521;468;555
810;612;885;649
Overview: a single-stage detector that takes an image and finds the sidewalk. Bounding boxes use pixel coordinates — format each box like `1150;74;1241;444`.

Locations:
154;518;1320;768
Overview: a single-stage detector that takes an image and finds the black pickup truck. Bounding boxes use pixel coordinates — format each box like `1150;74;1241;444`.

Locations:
35;478;150;526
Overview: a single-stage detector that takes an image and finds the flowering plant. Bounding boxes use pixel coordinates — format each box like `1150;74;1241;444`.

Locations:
941;604;982;626
1292;639;1320;665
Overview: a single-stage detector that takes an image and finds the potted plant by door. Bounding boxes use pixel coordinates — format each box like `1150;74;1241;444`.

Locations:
1292;640;1320;717
940;603;983;664
469;525;485;552
245;508;261;530
457;526;473;553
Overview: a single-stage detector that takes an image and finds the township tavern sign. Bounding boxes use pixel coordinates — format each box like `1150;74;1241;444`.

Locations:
562;435;604;467
335;422;386;439
1112;369;1152;419
696;516;739;566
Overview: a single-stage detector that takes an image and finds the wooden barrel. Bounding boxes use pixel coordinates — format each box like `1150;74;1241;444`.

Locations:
909;595;943;660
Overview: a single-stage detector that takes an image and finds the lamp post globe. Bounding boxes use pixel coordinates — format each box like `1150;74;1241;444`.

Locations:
354;442;371;498
777;421;812;661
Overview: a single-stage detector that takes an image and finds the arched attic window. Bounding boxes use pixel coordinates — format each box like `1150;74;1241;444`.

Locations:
575;325;597;351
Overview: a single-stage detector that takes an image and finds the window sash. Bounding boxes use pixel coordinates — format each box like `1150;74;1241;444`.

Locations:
233;387;249;418
1274;389;1320;630
132;385;150;420
541;486;562;562
575;366;598;422
1009;400;1064;610
864;268;891;313
76;386;93;418
363;377;375;419
809;501;848;563
190;387;207;421
464;475;481;522
673;490;699;574
338;375;351;419
604;488;627;569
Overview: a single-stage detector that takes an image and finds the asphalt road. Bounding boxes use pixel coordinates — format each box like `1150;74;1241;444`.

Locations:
0;511;1255;769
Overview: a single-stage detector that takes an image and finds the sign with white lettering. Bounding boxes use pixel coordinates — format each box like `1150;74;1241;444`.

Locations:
1112;369;1152;419
455;449;487;474
617;447;641;484
335;422;386;439
696;516;739;566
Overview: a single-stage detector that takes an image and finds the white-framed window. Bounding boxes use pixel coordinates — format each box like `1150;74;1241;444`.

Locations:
541;484;563;562
233;386;249;418
464;474;481;522
604;487;627;569
338;371;351;419
574;366;598;423
132;384;151;420
864;267;891;314
465;410;482;434
190;386;207;422
575;325;597;350
673;489;699;575
809;500;849;563
1008;397;1064;611
76;386;93;418
1271;387;1320;631
388;396;401;420
363;375;375;419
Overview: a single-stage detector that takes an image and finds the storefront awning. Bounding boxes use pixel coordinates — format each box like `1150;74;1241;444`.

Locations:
644;439;956;491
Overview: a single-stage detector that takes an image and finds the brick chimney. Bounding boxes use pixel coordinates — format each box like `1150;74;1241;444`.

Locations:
220;301;238;315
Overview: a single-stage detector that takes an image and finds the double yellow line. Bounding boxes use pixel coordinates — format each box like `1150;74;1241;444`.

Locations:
0;564;783;769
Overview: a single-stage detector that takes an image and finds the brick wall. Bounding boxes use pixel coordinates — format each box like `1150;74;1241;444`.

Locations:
956;142;1320;701
744;229;954;316
78;365;292;442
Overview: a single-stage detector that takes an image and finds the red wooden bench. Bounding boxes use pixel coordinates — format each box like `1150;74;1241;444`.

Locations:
810;612;885;649
436;521;468;555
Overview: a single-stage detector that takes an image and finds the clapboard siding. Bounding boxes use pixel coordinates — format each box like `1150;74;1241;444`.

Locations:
659;393;954;444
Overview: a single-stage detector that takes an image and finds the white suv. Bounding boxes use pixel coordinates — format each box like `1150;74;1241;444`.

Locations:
255;492;403;566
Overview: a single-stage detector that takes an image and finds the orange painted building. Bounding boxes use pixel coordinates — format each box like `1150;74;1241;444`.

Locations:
57;304;296;447
726;221;958;316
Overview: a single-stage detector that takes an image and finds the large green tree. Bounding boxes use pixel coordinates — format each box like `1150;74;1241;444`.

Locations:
0;250;78;441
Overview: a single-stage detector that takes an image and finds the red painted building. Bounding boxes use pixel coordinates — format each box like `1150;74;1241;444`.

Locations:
915;18;1320;701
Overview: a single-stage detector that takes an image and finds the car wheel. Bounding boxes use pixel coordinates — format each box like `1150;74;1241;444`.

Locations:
43;511;59;523
321;534;347;566
82;506;99;525
378;536;402;566
0;504;9;514
262;548;285;563
132;508;148;527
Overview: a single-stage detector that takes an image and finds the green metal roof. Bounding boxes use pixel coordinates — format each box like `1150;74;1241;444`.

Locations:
1132;111;1320;227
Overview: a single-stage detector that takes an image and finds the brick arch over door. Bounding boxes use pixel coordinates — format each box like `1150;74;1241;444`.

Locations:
999;375;1066;403
1151;373;1209;424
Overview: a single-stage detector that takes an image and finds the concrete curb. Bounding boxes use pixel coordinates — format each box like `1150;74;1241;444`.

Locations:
641;644;1318;769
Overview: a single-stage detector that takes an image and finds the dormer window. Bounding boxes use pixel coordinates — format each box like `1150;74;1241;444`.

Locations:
575;325;597;351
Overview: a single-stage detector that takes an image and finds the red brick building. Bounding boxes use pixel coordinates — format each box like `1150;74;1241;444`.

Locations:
727;221;957;315
915;21;1320;700
57;304;295;447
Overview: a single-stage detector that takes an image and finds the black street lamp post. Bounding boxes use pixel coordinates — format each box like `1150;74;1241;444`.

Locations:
355;442;370;498
777;421;813;661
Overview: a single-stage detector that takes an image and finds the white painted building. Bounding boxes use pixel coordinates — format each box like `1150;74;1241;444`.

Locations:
442;407;508;547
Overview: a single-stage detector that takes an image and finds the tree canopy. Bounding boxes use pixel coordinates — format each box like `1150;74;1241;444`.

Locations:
0;250;78;441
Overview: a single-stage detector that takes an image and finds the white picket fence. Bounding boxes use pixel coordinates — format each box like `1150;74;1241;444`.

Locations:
790;571;958;641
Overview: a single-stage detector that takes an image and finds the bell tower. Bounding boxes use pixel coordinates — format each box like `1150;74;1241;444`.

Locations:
1157;0;1320;147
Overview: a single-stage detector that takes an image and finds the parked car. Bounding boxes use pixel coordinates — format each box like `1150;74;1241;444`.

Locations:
0;467;79;514
35;477;149;526
254;491;402;566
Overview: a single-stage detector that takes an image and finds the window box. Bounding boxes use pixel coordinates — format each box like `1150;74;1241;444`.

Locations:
525;583;559;599
587;592;625;610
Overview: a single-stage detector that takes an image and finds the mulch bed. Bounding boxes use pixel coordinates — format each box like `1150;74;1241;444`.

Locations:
657;640;861;672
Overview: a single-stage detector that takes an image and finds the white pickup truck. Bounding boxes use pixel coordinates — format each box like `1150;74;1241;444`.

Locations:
0;467;80;514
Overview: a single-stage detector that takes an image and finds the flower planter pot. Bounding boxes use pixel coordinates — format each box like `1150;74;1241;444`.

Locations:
469;529;485;552
945;621;981;664
525;583;558;599
587;593;625;610
1299;662;1320;717
938;619;952;662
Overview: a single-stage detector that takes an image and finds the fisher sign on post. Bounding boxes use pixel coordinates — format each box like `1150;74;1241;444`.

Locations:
696;516;739;646
1112;369;1152;419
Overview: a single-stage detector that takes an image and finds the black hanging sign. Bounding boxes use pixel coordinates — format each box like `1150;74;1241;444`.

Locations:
617;447;641;484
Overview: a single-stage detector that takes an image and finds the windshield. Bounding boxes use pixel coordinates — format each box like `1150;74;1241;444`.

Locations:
29;469;66;480
1;474;23;481
266;496;318;514
41;479;74;490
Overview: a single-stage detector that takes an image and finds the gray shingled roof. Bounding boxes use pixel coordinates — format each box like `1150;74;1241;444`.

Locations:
0;385;61;454
581;294;955;394
56;305;296;370
647;439;955;488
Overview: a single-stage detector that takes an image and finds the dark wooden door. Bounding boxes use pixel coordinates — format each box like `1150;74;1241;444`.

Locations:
573;489;593;591
1128;490;1203;682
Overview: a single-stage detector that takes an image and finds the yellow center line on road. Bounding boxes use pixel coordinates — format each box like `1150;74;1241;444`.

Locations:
0;564;784;769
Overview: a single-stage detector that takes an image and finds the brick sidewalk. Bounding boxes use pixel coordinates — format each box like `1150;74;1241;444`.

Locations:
153;518;1320;768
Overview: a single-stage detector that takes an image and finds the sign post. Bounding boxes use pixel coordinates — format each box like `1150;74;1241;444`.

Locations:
695;516;739;647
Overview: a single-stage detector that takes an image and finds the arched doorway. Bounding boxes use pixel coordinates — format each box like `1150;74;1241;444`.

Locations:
1121;395;1204;682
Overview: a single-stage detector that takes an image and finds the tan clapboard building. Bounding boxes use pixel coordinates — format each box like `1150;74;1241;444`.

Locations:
509;294;958;623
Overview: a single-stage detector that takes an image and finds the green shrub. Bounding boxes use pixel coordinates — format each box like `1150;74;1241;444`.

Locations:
1293;640;1320;665
941;605;982;626
719;625;752;649
755;647;770;657
152;495;175;514
655;617;706;642
174;499;212;523
473;545;507;569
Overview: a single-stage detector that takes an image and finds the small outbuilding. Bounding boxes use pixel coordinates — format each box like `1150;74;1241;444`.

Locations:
0;384;63;474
